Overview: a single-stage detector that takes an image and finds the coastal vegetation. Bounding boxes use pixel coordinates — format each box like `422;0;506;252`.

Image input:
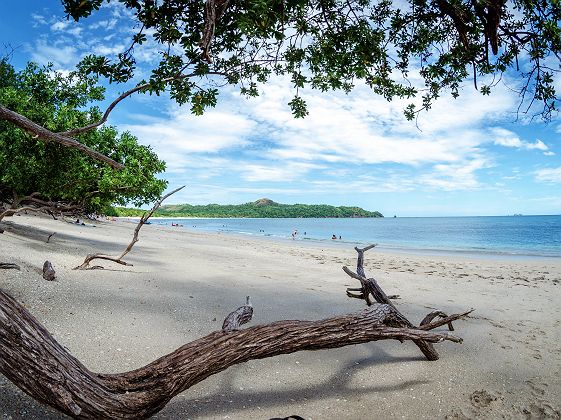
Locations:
113;198;383;218
0;60;167;221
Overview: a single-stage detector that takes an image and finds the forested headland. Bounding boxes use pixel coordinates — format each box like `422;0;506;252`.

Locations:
113;198;383;218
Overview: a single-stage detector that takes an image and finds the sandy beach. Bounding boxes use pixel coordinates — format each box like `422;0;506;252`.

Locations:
1;213;560;419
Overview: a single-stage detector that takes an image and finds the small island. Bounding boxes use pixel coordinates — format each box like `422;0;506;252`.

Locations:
113;198;383;218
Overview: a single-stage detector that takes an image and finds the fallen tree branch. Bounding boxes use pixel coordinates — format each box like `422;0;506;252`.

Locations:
0;201;83;223
74;186;185;269
0;104;123;170
343;245;472;361
0;288;460;419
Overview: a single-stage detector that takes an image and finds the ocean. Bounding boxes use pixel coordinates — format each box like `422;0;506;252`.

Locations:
147;215;561;258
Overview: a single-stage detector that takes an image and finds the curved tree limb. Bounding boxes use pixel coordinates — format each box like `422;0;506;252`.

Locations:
60;71;196;137
60;68;234;137
0;104;123;170
74;186;185;269
0;288;461;419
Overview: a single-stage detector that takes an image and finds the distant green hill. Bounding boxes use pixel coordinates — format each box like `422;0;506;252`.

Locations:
113;198;383;218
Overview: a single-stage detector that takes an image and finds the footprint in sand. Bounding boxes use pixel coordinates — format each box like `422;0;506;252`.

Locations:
470;389;498;408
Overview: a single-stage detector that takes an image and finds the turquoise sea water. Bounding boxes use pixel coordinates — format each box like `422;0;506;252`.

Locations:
148;215;561;258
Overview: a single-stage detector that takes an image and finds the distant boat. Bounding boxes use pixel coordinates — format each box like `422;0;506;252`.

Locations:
393;215;397;218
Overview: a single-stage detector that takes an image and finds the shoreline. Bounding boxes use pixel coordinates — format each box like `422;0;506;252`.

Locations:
117;216;561;261
1;214;560;419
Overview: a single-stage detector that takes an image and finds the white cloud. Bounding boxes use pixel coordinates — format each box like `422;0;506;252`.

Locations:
121;108;256;156
241;162;324;182
31;13;48;27
419;158;491;190
51;21;70;31
245;80;505;170
535;167;561;183
30;40;78;67
117;75;526;192
490;128;549;151
544;151;556;156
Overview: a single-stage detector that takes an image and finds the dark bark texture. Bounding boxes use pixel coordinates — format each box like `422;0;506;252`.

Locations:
0;288;462;419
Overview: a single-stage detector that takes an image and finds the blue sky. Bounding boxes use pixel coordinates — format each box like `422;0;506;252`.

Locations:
1;1;560;216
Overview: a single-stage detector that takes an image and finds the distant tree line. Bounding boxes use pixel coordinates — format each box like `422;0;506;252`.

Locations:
113;199;383;218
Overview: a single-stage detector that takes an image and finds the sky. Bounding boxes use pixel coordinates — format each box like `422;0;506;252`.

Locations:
1;1;560;217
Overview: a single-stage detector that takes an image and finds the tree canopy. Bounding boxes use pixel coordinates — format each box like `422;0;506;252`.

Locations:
63;0;561;120
0;59;167;217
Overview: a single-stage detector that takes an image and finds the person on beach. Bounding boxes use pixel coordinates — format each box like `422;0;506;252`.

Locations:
332;234;337;240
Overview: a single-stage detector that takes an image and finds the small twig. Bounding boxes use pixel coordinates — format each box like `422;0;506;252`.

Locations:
419;309;475;331
0;263;20;270
46;232;56;243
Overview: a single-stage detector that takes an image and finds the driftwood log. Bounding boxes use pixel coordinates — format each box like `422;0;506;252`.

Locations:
344;245;473;360
0;246;471;418
75;186;184;269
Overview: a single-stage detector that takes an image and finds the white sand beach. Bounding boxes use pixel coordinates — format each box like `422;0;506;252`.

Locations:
1;214;560;419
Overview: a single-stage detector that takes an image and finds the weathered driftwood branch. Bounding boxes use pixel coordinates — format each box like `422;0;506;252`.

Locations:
343;245;472;361
74;186;185;270
0;263;20;270
0;288;460;419
0;104;123;169
418;309;474;331
0;193;84;223
0;206;48;222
